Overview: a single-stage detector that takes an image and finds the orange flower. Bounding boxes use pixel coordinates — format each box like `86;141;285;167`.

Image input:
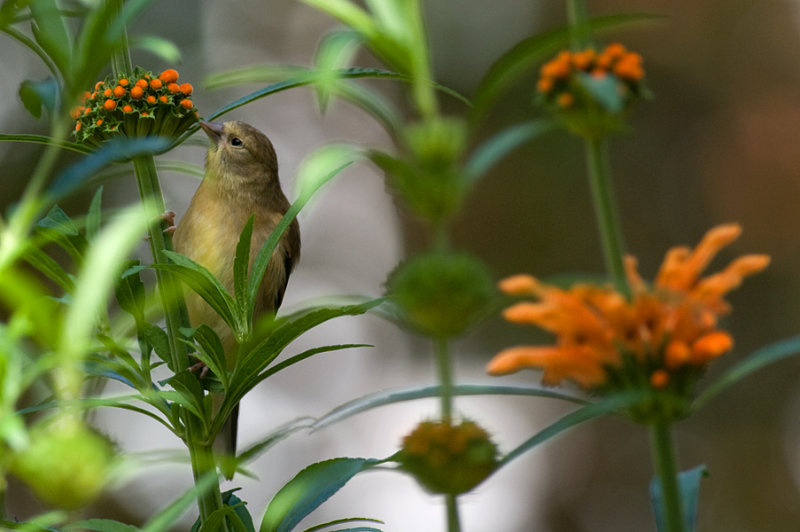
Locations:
112;85;126;98
149;78;163;90
179;98;193;109
122;104;133;113
179;83;193;95
103;99;116;111
135;79;148;89
130;86;144;99
146;95;157;104
103;88;112;98
167;82;180;94
488;224;769;391
159;69;179;83
118;78;130;87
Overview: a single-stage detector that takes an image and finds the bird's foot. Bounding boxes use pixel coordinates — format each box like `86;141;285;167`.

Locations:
188;358;210;379
143;211;177;241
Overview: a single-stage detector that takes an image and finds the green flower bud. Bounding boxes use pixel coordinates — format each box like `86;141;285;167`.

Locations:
371;117;468;223
397;419;498;495
10;417;115;509
387;252;495;338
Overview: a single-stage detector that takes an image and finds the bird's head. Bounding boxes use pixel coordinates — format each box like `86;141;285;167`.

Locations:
200;120;279;190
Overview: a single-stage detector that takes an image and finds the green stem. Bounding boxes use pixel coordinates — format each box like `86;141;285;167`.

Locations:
445;494;461;532
650;420;684;532
584;136;630;298
408;0;438;119
108;9;226;526
435;337;453;424
566;0;592;49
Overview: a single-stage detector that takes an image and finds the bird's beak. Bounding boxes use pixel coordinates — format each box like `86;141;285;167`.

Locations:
199;121;225;145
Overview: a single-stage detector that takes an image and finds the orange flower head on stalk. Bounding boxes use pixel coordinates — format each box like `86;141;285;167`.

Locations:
488;224;769;419
536;42;651;137
72;66;199;147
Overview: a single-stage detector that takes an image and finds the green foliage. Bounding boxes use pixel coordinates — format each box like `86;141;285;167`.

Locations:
260;458;384;532
651;465;709;532
386;252;495;338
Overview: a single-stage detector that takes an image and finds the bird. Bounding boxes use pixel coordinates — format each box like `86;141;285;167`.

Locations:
173;120;300;468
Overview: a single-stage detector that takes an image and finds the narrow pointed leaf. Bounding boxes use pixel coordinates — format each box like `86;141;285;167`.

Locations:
22;245;74;292
0;133;91;154
236;417;315;467
498;391;646;468
86;186;104;241
158;250;238;332
312;384;586;431
234;215;256;317
261;458;383;532
29;0;72;76
141;471;218;532
128;35;181;63
464;119;557;183
693;334;800;411
64;519;141;531
19;77;60;119
185;324;228;389
650;465;708;532
302;518;383;532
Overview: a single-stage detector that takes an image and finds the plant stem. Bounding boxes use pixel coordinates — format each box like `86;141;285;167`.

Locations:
445;494;461;532
584;136;630;298
106;6;226;526
566;0;592;49
650;420;684;532
435;337;453;424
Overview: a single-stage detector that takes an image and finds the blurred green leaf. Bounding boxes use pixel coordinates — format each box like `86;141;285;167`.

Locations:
261;457;383;532
86;185;103;241
29;0;72;76
22;244;74;293
116;260;146;321
693;334;800;411
19;77;59;119
236;417;314;469
650;465;708;532
140;471;218;532
497;391;647;468
0;133;91;154
578;71;624;112
313;31;362;112
49;136;171;200
465;119;557;183
64;519;141;531
129;34;181;63
312;384;585;431
259;344;372;382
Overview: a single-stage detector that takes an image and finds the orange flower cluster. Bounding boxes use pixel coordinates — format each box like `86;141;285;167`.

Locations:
488;224;769;394
398;419;498;495
537;43;645;109
72;67;198;146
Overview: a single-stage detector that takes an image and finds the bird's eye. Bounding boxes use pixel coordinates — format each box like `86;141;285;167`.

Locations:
231;137;243;147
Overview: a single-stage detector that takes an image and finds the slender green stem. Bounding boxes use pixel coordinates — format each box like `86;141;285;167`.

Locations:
566;0;592;49
650;421;684;532
435;337;453;424
445;494;461;532
584;136;630;298
107;7;226;526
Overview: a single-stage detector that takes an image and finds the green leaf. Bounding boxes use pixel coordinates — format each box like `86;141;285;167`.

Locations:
165;371;207;421
497;391;646;469
260;458;383;532
0;133;91;154
29;0;72;77
693;334;800;411
313;384;586;431
115;260;146;321
471;13;662;123
48;136;171;200
234;215;256;319
259;344;372;382
313;31;363;112
22;244;74;293
86;185;104;241
185;324;228;389
245;145;356;321
578;71;624;112
64;519;141;531
158;250;239;333
465;119;557;183
651;465;708;532
128;34;181;63
19;77;59;119
143;323;172;368
302;518;383;532
236;417;314;468
141;471;219;532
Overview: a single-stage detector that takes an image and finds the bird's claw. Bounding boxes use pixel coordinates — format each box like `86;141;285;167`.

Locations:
188;359;210;379
143;211;177;241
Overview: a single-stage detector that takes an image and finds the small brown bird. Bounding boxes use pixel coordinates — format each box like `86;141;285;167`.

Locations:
173;120;300;460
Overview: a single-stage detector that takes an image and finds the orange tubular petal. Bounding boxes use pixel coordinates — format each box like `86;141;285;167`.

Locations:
664;340;691;369
624;255;646;292
502;302;548;325
679;224;742;285
498;274;540;296
691;331;733;364
650;369;670;389
486;346;559;375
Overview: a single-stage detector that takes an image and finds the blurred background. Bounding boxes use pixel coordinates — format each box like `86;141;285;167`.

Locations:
3;0;800;530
